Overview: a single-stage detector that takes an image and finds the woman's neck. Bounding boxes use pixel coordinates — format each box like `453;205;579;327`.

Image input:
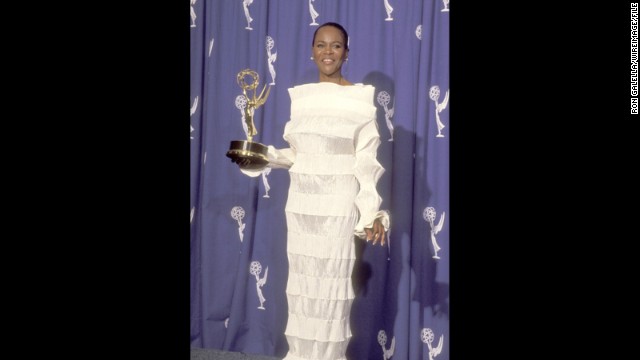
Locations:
319;74;350;86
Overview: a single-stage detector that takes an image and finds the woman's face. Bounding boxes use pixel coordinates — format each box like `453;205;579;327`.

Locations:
312;26;348;80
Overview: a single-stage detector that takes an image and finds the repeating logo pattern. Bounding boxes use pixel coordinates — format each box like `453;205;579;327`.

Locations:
231;206;246;242
266;36;277;85
441;0;450;12
250;261;268;310
416;25;422;40
235;95;250;139
428;86;449;138
243;0;254;30
423;207;445;259
261;167;272;198
190;96;198;140
190;96;198;116
377;90;395;141
190;0;197;28
309;0;320;26
378;330;396;359
420;328;444;360
384;0;394;21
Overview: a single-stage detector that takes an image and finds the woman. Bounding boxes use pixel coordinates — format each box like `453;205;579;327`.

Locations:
236;22;389;360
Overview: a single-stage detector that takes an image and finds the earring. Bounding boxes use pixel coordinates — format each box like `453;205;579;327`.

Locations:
310;56;314;60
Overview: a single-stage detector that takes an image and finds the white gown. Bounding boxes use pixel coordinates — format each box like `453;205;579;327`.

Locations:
245;82;389;360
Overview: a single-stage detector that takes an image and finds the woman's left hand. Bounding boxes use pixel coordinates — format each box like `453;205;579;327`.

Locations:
365;219;386;246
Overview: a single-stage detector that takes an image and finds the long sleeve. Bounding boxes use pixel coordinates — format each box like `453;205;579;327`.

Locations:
240;145;296;177
353;117;390;238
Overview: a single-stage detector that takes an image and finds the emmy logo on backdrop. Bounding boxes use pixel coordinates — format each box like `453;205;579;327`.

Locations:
441;0;450;12
377;330;396;360
377;90;395;141
190;96;198;116
266;36;277;85
226;69;271;170
384;0;394;21
235;95;250;138
190;0;197;27
242;0;254;30
261;167;271;198
250;261;268;310
190;96;198;139
423;207;445;259
309;0;319;25
421;328;444;360
428;86;449;138
231;206;246;242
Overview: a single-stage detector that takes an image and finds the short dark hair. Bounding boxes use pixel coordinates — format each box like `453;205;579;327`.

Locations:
312;22;349;51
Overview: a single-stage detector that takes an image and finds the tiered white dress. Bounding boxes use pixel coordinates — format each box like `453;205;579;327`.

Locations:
246;82;389;360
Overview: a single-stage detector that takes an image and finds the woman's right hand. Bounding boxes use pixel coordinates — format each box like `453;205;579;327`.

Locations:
231;157;253;168
365;219;387;246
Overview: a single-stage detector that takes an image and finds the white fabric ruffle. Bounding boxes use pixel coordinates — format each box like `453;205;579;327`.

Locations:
283;336;349;360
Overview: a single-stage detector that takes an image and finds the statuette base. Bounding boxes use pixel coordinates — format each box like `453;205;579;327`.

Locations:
226;140;269;170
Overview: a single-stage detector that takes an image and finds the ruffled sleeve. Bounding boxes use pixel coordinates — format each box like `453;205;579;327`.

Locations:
240;145;296;177
353;117;390;238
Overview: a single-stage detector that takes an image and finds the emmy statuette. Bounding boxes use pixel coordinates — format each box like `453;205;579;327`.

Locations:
226;69;271;170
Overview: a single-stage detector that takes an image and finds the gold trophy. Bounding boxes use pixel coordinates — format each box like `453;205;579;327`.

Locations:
226;69;271;170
